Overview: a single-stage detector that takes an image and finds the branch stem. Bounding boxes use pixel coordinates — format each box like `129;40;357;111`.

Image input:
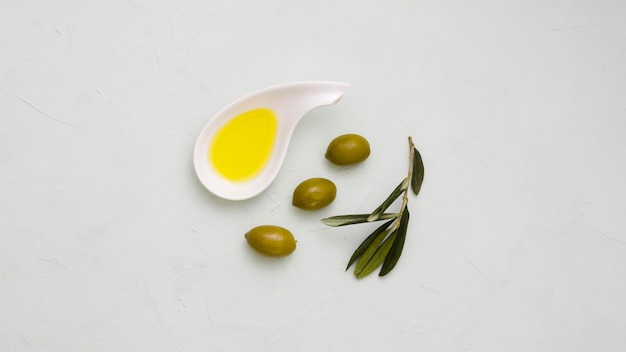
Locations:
388;137;415;233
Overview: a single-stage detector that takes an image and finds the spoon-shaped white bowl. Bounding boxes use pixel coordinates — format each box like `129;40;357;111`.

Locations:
193;81;350;200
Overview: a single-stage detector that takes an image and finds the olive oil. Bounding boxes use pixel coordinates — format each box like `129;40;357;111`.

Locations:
209;108;278;181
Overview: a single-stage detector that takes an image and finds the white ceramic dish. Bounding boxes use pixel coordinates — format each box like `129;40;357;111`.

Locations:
193;81;350;200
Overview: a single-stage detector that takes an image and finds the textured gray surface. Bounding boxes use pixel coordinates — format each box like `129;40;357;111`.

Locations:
1;0;625;351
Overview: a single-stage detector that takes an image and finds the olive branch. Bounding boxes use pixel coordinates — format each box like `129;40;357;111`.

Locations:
321;137;424;278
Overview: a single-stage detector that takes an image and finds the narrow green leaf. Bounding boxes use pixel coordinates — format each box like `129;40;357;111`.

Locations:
320;213;398;227
380;209;410;276
353;229;390;273
367;177;409;221
346;219;394;270
411;147;424;196
355;231;398;279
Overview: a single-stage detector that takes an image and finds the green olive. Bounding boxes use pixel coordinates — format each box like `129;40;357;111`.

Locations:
325;134;370;165
292;177;337;210
245;225;296;257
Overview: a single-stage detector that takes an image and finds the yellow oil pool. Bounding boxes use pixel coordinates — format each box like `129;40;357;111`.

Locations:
209;108;278;181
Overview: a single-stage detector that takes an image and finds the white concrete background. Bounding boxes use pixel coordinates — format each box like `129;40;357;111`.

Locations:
1;0;626;351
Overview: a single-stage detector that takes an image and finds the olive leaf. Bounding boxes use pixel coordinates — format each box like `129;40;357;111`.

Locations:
367;177;408;221
354;228;391;275
320;213;398;227
379;208;409;276
355;231;398;279
411;147;424;196
346;219;394;270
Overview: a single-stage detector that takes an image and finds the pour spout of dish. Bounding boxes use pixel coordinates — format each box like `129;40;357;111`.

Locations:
193;81;350;201
265;81;350;128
